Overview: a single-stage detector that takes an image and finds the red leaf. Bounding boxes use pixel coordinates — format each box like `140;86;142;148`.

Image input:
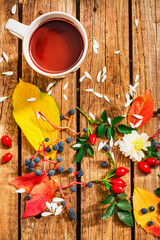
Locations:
22;180;57;219
9;173;47;193
128;90;154;128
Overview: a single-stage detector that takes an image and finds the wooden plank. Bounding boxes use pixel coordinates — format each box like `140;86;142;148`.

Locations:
21;0;77;239
0;1;19;239
132;0;160;239
80;0;131;239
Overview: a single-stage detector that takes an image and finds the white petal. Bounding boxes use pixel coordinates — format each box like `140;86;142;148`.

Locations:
0;96;8;102
47;90;52;96
54;206;63;216
129;85;136;92
27;97;36;102
101;75;106;83
125;100;133;107
133;82;139;89
16;188;25;193
110;152;115;161
89;112;95;120
41;212;52;217
108;117;111;125
104;95;110;103
134;119;143;128
114;139;120;146
135;74;139;82
93;92;103;98
102;66;107;76
0;57;3;63
79;75;85;82
98;142;104;152
135;19;138;27
129;122;135;128
36;111;40;120
63;94;68;101
52;198;64;203
85;88;94;92
125;93;130;102
46;82;55;91
129;88;133;97
11;4;16;14
84;71;92;80
93;39;99;48
2;52;8;62
93;45;98;54
46;202;52;211
63;82;68;90
97;70;102;82
72;143;82;148
133;114;143;119
114;51;120;54
109;137;113;148
40;115;46;121
2;71;13;76
51;202;57;212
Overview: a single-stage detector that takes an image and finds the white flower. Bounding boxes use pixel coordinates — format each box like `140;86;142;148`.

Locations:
118;131;151;162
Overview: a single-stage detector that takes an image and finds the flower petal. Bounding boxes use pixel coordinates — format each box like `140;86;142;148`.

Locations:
2;71;13;76
52;198;64;203
46;202;52;211
16;188;25;193
93;92;103;98
93;39;99;48
72;143;82;148
63;94;68;101
97;70;102;82
63;82;68;90
93;45;98;54
46;82;56;91
27;97;36;102
41;212;52;217
109;137;114;148
133;114;143;119
11;4;16;14
135;19;138;27
47;90;52;96
85;88;94;92
104;95;110;103
0;96;8;102
101;75;106;83
79;75;85;82
135;74;139;82
107;117;111;125
89;112;95;120
114;51;120;54
84;71;92;80
2;52;8;62
102;66;107;76
134;119;143;128
0;57;3;63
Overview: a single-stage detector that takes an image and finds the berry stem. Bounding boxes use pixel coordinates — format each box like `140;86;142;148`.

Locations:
149;131;160;140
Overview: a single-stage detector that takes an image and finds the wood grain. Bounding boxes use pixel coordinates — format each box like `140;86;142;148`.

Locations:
132;0;160;239
0;1;19;239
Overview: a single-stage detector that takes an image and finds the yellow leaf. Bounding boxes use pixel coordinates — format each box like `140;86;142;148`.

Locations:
13;80;60;159
133;184;160;237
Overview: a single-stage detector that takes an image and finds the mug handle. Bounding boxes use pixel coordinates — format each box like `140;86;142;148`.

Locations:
5;19;29;40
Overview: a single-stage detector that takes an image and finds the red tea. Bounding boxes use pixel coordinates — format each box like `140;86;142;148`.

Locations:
29;19;84;73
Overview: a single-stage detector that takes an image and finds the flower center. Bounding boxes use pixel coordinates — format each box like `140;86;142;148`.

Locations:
133;137;144;151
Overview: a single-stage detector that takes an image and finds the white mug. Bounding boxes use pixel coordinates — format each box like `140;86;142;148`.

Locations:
5;12;88;78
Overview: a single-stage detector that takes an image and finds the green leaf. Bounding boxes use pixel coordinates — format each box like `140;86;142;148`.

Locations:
86;127;92;138
98;124;106;137
159;202;160;213
103;180;112;192
85;143;94;158
101;110;107;123
116;193;127;198
118;124;137;134
100;194;114;205
74;148;85;163
78;137;88;142
101;203;116;219
111;116;125;126
155;188;160;196
117;210;134;227
116;199;132;210
158;174;160;177
71;141;85;149
105;168;116;179
107;126;115;140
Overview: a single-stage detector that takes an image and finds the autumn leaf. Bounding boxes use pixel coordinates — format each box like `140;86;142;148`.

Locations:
133;184;160;237
13;80;60;159
22;179;57;219
9;173;48;193
128;91;154;128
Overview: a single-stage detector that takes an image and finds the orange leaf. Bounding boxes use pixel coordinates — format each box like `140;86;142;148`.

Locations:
133;184;160;237
22;180;57;219
9;173;47;193
128;90;154;128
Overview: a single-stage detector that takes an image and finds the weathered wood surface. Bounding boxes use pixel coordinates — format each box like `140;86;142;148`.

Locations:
0;0;159;240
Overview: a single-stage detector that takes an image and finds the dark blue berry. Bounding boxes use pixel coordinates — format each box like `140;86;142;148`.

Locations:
68;167;73;173
148;221;154;226
103;145;110;151
83;127;88;132
66;137;72;144
87;182;93;188
71;186;77;192
69;109;75;115
45;147;51;152
61;201;66;206
130;196;133;201
26;195;31;200
48;170;55;176
34;157;40;163
57;157;62;162
69;208;74;214
70;213;76;219
28;161;34;168
141;208;148;214
58;166;64;173
44;137;49;142
35;169;41;176
77;170;84;177
149;206;155;211
60;115;65;120
58;147;64;152
26;158;31;164
25;159;30;166
52;144;59;151
101;161;107;167
152;141;158;147
157;108;160;114
28;167;34;172
58;141;64;148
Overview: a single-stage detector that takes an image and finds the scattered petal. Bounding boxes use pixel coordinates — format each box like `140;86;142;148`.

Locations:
2;52;8;62
63;82;68;90
133;114;143;120
135;74;139;82
72;143;82;148
27;97;36;102
93;92;103;98
40;115;46;121
0;57;3;63
93;44;98;54
36;111;40;120
51;202;57;212
11;3;16;15
2;71;13;76
85;88;94;92
47;90;52;96
125;99;133;107
79;75;85;82
109;137;114;148
129;122;135;128
101;75;106;83
16;188;25;193
135;19;138;27
102;66;107;76
84;71;92;80
52;198;64;203
46;82;55;91
46;202;52;211
114;51;120;54
114;139;120;146
134;119;143;128
93;39;99;49
107;117;111;125
41;212;52;217
97;70;102;82
89;112;95;120
110;152;115;161
54;206;63;216
133;82;139;89
63;94;68;101
126;93;130;102
0;96;8;102
98;141;106;151
104;95;110;103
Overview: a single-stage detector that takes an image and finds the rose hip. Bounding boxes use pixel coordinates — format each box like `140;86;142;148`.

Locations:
138;162;151;174
1;135;12;148
2;153;13;163
115;167;129;177
112;184;124;194
111;178;126;187
89;134;97;145
146;157;159;167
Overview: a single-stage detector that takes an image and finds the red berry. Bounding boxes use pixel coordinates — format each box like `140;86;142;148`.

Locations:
138;162;151;174
115;167;129;177
1;135;12;148
2;153;13;163
112;184;124;194
146;157;159;167
111;178;126;187
89;134;97;145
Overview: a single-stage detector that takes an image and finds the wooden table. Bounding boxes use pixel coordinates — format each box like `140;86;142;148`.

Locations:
0;0;159;239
